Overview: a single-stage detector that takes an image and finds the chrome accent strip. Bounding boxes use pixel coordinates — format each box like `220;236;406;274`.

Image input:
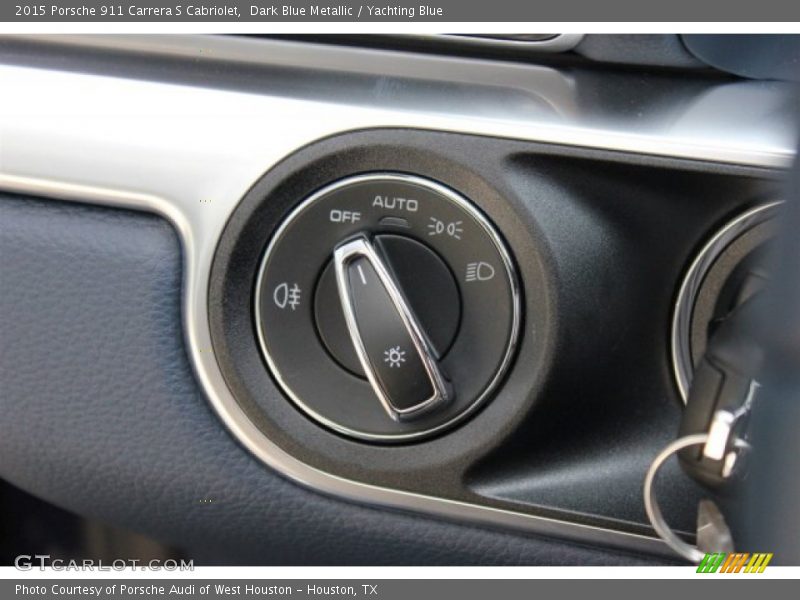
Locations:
0;36;795;556
671;202;782;402
0;35;796;169
253;173;520;441
333;235;450;422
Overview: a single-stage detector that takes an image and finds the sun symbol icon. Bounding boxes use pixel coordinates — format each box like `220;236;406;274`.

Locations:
383;345;406;368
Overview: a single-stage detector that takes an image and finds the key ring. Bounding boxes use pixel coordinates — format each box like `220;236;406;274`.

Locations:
643;433;750;562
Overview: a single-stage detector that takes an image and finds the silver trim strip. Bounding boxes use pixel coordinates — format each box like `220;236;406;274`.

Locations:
671;202;782;401
333;235;450;422
1;35;796;168
0;36;795;556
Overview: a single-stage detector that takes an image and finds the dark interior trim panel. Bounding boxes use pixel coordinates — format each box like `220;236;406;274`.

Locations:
0;34;796;560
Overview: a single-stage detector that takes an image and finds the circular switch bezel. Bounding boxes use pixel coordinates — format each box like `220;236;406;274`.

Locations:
254;173;521;442
671;201;781;402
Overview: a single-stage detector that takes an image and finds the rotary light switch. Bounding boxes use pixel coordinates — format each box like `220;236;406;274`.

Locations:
334;235;451;421
255;173;520;442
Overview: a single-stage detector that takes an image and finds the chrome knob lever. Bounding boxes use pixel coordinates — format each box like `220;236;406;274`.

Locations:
333;235;451;421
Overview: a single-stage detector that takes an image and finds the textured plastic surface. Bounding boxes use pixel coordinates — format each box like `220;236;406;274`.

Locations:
575;34;704;68
0;193;667;565
210;129;781;539
683;35;800;81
